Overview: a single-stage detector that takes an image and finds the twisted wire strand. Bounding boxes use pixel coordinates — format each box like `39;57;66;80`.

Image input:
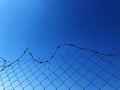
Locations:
0;43;120;72
47;43;120;62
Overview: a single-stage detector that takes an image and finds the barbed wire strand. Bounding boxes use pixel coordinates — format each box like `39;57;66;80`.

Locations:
0;44;120;90
1;43;120;73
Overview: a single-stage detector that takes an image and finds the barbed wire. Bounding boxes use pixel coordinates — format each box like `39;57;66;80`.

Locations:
0;44;120;90
1;43;120;72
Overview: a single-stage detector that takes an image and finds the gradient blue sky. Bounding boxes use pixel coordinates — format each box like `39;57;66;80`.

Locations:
0;0;120;60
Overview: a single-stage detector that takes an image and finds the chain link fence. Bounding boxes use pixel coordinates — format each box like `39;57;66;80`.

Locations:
0;44;120;90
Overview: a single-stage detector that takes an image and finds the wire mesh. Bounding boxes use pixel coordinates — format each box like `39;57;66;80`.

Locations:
0;44;120;90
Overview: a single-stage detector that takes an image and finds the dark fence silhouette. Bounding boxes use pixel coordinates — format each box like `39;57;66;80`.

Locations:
0;44;120;90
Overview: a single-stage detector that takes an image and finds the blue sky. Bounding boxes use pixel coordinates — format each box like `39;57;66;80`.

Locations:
0;0;120;90
0;0;120;61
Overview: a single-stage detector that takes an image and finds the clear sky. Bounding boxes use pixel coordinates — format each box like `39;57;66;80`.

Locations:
0;0;120;62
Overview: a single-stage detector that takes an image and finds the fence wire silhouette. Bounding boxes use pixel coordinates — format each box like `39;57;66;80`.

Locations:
0;44;120;90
